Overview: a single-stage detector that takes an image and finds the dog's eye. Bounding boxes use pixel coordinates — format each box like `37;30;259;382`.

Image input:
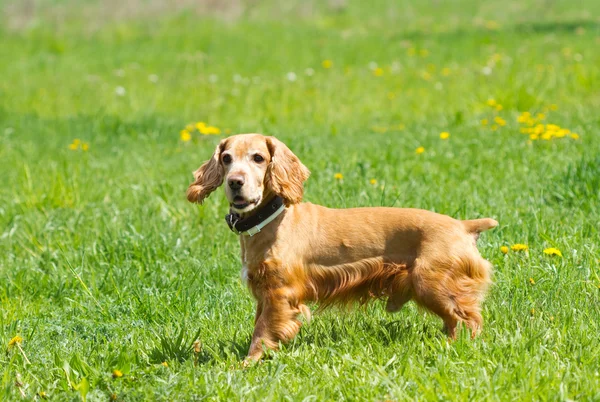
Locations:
253;154;264;163
222;154;232;164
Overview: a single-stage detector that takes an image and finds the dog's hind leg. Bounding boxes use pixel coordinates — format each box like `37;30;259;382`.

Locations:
411;256;490;339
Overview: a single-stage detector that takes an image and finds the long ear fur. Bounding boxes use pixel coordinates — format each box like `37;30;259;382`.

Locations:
265;136;310;205
186;139;227;204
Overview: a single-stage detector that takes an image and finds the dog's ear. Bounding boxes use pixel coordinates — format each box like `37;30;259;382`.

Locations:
187;139;228;204
265;136;310;205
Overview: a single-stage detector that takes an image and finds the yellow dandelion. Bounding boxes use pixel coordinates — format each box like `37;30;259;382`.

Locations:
441;67;451;76
185;123;195;131
500;246;509;254
161;361;169;367
180;130;191;142
81;143;89;151
570;133;579;140
38;391;48;399
543;248;563;257
322;60;333;69
530;308;535;316
486;99;497;107
511;244;528;252
334;173;343;180
415;146;425;154
206;126;221;135
495;104;503;111
370;179;377;185
112;369;123;378
536;113;546;121
373;67;384;77
481;118;488;126
529;277;535;285
68;142;79;150
494;116;506;126
439;132;450;139
196;122;207;131
8;336;23;347
491;125;498;131
517;112;531;123
549;104;558;111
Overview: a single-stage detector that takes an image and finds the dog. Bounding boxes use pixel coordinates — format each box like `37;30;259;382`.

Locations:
187;134;497;361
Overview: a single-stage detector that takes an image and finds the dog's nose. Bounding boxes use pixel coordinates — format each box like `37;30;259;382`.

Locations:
228;176;245;190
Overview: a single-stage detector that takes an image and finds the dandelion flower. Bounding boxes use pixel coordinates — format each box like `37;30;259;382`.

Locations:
81;143;89;151
494;116;506;126
112;370;123;378
370;179;377;185
68;142;78;150
180;130;191;142
439;132;450;140
8;336;23;347
529;277;535;285
543;248;562;257
486;99;497;107
549;104;558;111
322;60;333;69
161;362;168;367
205;126;221;135
334;173;343;180
530;308;535;316
373;67;384;77
511;244;528;252
481;119;488;126
441;67;451;76
570;133;579;140
500;246;509;254
495;104;503;111
415;146;425;154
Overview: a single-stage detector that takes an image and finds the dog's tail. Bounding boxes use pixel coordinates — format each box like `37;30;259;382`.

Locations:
462;218;498;234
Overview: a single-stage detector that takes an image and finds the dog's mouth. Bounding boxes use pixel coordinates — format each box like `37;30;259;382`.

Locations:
231;195;260;211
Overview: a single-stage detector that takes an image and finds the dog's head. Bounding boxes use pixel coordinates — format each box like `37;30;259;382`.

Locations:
187;134;310;214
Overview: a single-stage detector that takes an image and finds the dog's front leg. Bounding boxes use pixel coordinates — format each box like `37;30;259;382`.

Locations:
246;288;303;362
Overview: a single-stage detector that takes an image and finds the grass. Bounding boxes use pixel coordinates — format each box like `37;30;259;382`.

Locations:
1;0;599;400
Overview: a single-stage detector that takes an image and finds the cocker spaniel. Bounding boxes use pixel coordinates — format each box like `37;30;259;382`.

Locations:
187;134;497;362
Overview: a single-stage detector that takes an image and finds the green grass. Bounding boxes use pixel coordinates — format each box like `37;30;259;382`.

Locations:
1;0;600;400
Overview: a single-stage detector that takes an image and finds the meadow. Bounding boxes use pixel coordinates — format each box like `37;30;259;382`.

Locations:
1;0;599;400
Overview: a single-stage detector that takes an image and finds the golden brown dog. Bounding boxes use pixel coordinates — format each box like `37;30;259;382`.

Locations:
187;134;497;361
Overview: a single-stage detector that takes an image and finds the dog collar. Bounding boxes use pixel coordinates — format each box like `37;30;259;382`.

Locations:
225;196;285;236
